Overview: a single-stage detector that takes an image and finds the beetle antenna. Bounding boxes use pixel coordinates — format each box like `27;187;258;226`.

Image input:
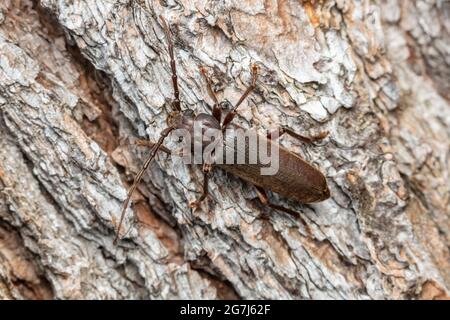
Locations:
114;127;174;244
160;16;181;112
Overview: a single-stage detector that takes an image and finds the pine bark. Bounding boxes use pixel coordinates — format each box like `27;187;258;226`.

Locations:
0;0;449;299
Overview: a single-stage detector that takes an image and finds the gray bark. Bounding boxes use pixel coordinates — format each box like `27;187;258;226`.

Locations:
0;0;449;299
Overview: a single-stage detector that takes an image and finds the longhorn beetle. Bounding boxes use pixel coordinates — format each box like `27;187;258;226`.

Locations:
114;17;330;243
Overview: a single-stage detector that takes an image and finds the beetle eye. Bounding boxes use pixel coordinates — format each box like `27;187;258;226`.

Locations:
219;100;231;110
183;109;195;118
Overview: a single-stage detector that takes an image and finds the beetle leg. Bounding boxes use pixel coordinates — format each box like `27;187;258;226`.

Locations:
212;105;222;124
133;140;190;158
221;64;258;129
232;64;258;113
267;127;329;144
199;67;222;123
189;163;213;208
199;67;219;105
254;186;311;234
133;139;172;154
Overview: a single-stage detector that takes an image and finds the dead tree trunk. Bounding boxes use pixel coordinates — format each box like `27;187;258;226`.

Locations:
0;0;449;299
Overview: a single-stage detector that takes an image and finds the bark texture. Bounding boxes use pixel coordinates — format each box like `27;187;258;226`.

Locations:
0;0;449;299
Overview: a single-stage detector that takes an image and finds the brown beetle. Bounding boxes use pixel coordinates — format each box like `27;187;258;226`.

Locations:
114;17;330;242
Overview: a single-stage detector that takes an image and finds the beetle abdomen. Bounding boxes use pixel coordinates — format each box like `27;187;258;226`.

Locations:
217;131;330;203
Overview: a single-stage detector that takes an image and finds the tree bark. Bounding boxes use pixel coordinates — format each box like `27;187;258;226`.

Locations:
0;0;449;299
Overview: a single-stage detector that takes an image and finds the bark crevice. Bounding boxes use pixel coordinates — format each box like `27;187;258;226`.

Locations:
0;0;448;299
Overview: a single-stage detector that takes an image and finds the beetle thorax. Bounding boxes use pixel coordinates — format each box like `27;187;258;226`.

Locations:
173;112;221;150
